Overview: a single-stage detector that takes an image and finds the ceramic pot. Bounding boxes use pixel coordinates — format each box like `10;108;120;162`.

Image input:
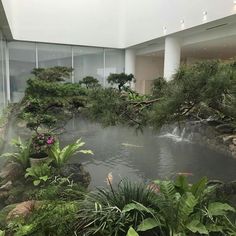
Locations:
30;157;49;167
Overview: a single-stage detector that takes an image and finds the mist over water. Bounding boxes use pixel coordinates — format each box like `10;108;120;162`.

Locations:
60;117;236;188
1;116;236;189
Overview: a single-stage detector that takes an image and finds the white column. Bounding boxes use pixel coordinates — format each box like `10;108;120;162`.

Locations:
163;37;181;81
125;49;136;89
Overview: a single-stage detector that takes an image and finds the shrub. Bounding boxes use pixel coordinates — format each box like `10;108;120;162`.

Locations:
107;73;134;91
151;77;167;98
6;201;79;236
79;76;100;89
31;66;73;82
76;177;236;236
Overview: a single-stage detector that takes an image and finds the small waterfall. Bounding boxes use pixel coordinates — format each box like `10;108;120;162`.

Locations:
180;128;186;140
159;126;191;142
172;127;179;136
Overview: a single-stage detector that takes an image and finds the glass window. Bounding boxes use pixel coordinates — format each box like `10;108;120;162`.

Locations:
104;49;125;87
8;42;36;102
73;47;104;86
38;43;72;82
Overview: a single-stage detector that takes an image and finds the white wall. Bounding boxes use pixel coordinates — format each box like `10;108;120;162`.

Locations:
135;56;163;94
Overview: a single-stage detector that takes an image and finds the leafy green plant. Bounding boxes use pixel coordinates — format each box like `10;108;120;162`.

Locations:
5;201;79;236
76;179;158;236
25;163;51;186
48;138;93;168
1;137;31;169
76;177;236;236
27;176;86;201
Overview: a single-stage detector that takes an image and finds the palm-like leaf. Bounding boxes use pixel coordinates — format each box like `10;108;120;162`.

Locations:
49;138;93;168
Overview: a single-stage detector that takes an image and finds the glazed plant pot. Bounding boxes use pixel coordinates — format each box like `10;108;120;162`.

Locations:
30;156;49;167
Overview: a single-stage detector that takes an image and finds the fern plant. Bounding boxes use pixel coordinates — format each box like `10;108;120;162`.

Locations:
77;177;236;236
1;137;31;169
48;138;93;168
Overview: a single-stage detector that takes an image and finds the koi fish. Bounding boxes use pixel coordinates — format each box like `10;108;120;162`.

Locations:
177;172;193;176
105;172;113;185
121;143;143;148
147;182;160;194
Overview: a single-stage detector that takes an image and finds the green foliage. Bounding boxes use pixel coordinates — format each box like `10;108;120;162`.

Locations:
86;87;127;125
107;73;134;91
150;60;236;128
26;176;86;201
25;78;87;98
6;201;79;236
1;137;31;169
76;177;236;236
31;66;73;82
152;77;167;98
79;76;100;89
76;180;159;236
86;60;236;130
48;138;93;168
126;227;139;236
20;67;87;134
25;163;51;186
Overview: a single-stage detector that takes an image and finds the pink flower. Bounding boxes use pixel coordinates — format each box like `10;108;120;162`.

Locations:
46;137;54;145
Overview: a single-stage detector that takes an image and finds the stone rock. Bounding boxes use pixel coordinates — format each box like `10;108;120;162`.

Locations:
0;162;24;183
0;191;9;199
5;195;19;205
7;200;41;220
233;138;236;145
61;163;91;187
215;124;234;134
222;135;236;145
229;144;236;152
0;181;12;191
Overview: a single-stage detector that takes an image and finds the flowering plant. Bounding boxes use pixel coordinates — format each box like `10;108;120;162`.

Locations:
30;132;56;159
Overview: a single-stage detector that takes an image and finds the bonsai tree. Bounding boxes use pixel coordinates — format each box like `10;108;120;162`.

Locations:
107;73;134;91
31;66;73;82
79;76;100;89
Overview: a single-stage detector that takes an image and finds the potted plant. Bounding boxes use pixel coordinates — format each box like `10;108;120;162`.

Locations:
29;132;55;166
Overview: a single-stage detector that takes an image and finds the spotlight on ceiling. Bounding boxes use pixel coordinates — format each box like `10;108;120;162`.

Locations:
180;19;185;29
203;11;207;22
163;26;167;35
234;0;236;4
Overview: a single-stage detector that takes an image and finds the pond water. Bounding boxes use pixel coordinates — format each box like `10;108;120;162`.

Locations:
60;117;236;188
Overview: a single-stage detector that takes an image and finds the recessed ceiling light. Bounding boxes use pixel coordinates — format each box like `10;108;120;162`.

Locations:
234;0;236;4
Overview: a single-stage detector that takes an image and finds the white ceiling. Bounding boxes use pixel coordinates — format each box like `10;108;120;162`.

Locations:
1;0;236;48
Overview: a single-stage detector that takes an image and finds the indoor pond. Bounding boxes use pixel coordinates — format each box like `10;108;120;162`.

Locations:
61;117;236;188
1;116;236;189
